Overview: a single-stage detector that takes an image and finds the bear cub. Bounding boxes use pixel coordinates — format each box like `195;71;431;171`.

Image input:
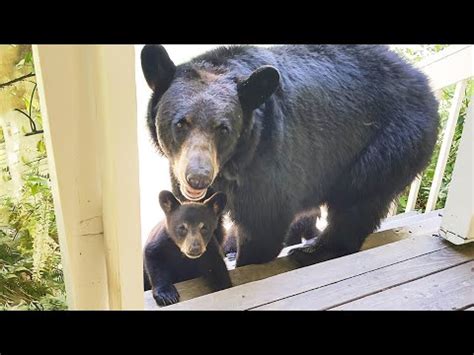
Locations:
143;190;232;306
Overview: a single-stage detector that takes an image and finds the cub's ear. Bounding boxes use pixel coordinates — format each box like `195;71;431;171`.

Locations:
204;192;227;216
237;65;280;111
141;45;176;94
159;190;181;215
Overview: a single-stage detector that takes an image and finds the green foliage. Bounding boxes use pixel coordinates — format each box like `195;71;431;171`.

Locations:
0;47;66;310
392;45;472;213
0;163;66;310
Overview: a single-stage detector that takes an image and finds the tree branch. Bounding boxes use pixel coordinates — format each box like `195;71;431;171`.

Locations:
0;73;35;89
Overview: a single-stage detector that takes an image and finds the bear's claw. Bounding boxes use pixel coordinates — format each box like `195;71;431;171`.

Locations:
153;285;180;306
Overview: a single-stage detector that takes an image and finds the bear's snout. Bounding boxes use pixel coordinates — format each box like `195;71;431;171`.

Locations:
186;170;212;190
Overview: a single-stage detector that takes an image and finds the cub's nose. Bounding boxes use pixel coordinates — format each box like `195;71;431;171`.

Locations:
186;173;212;190
186;240;205;258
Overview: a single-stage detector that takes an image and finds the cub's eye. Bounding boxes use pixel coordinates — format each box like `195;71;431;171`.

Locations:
177;225;187;236
218;125;230;135
200;225;208;233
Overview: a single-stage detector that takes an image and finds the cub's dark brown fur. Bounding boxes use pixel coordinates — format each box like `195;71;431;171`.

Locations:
143;190;231;306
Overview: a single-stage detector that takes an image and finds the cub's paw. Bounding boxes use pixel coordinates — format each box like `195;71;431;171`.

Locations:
152;285;180;306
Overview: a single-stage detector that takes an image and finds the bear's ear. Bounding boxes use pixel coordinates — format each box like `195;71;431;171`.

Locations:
141;45;176;94
159;190;181;215
204;192;227;216
237;65;280;111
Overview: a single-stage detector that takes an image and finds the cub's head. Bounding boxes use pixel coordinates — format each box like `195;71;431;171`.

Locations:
158;190;227;259
141;45;280;201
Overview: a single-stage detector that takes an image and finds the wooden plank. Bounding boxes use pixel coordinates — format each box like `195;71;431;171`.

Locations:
334;261;474;310
158;234;448;310
144;212;442;309
440;94;474;245
144;257;297;310
426;80;468;213
255;243;474;310
377;210;437;233
379;210;419;226
417;45;473;92
361;213;441;250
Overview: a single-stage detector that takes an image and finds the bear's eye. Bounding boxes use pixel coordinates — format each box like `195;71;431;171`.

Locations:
200;225;208;233
175;117;188;130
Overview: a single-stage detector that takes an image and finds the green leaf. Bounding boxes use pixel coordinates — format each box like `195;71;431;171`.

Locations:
36;139;46;154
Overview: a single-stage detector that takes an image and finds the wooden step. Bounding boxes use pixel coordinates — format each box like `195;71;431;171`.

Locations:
162;233;473;310
144;209;444;310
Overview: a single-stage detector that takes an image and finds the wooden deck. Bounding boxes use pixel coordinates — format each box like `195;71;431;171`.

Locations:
144;210;474;310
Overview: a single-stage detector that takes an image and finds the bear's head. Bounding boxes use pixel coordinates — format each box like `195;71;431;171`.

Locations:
141;45;280;201
158;190;227;259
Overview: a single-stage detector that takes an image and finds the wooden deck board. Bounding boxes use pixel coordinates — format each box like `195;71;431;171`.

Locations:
160;234;449;310
255;243;474;310
334;261;474;310
145;211;443;309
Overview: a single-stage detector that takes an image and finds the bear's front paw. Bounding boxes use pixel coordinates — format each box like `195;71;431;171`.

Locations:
287;241;325;267
153;285;180;306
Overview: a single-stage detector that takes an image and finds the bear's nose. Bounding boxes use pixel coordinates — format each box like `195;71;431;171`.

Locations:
186;173;212;190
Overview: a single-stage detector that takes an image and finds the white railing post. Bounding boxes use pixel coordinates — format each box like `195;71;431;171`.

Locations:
439;94;473;245
405;176;422;212
425;80;468;212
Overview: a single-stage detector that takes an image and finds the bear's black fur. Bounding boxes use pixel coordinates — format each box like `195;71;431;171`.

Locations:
223;207;323;256
141;45;439;267
143;190;231;306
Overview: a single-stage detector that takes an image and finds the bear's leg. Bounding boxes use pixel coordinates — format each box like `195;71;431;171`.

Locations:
288;196;392;266
285;208;321;247
222;224;238;258
235;218;291;267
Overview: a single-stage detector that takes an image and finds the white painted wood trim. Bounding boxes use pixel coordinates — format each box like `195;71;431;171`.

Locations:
426;80;468;212
387;200;399;217
33;45;144;309
405;175;422;212
417;45;473;92
439;94;474;245
93;46;144;310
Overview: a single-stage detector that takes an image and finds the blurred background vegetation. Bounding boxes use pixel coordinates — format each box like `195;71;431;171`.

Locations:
0;45;66;310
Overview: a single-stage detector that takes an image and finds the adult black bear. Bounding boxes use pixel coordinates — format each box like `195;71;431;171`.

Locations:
141;45;439;267
144;190;231;306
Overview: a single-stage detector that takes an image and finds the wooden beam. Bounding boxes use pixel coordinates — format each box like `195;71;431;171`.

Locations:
33;45;144;310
